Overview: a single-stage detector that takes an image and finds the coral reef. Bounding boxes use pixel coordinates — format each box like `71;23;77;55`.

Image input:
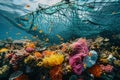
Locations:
0;36;120;80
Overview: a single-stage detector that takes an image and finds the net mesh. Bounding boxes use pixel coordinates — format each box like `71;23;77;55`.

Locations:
16;0;120;44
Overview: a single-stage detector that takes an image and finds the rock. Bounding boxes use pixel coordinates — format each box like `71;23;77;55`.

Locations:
13;39;30;45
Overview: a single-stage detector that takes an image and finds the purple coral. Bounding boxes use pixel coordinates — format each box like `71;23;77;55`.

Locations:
69;38;89;75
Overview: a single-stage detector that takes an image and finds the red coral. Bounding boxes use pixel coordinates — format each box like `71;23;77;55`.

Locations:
88;65;102;78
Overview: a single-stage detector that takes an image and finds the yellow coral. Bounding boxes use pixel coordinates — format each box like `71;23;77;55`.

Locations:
0;48;8;53
43;54;64;67
24;55;35;64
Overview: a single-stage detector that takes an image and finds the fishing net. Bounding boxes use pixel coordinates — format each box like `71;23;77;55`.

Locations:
0;0;120;44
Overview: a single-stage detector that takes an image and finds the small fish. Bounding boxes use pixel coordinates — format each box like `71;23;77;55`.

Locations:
88;52;92;57
6;32;8;34
32;35;38;39
48;27;52;33
39;30;43;33
83;64;87;69
45;38;49;42
20;17;29;21
112;11;117;14
16;32;21;35
32;26;38;31
23;36;28;39
17;24;23;27
56;34;64;41
25;4;30;8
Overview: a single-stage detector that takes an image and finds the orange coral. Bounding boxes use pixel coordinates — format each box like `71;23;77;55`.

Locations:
43;50;55;56
61;44;67;52
15;74;29;80
88;65;102;78
50;65;62;80
26;43;35;48
34;51;42;58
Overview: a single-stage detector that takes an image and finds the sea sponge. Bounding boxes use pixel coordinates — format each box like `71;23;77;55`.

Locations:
43;53;64;67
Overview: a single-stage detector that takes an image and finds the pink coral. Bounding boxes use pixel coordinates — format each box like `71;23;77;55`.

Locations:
71;38;88;56
69;53;86;75
100;64;113;72
69;38;89;75
25;47;34;53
